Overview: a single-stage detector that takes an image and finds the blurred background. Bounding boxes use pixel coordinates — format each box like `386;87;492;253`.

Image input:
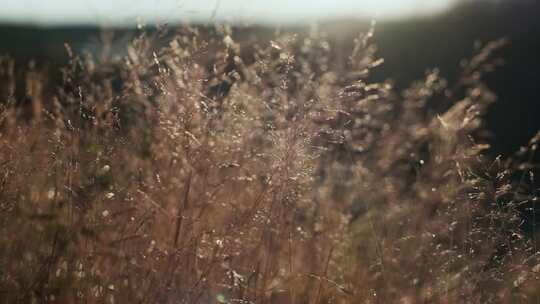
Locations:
0;0;539;155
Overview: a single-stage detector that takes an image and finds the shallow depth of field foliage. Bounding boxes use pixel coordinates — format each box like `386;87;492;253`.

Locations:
1;25;540;303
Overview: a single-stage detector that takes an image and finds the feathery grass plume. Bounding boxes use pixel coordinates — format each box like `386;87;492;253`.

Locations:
0;25;539;303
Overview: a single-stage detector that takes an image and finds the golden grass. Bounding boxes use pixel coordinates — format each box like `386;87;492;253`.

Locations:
1;26;539;303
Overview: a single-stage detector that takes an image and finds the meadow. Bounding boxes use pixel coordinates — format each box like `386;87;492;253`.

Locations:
1;24;540;303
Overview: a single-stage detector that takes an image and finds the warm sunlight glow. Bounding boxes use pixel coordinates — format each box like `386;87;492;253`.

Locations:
0;0;457;26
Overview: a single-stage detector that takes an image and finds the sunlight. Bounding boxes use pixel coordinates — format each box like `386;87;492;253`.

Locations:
0;0;457;26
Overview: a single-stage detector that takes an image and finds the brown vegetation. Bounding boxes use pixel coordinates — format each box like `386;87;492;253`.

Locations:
1;25;539;303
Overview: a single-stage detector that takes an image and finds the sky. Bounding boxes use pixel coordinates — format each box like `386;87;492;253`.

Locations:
0;0;457;26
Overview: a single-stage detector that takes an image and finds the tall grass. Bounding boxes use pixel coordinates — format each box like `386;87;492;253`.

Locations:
1;25;539;303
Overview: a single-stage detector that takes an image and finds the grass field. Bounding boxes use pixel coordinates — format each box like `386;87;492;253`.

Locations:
1;25;540;303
